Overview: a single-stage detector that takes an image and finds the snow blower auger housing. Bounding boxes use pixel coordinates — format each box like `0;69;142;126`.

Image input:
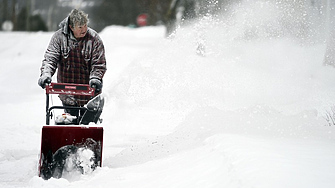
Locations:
39;83;104;180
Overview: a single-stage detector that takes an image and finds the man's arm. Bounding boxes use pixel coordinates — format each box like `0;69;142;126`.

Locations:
90;35;107;81
40;32;62;77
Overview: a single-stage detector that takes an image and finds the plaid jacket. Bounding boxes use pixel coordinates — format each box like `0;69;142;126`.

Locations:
40;17;107;106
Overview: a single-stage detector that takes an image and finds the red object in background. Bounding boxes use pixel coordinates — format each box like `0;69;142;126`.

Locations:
137;13;148;27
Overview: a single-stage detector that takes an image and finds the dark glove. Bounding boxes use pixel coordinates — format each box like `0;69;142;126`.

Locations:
89;78;102;92
38;75;52;89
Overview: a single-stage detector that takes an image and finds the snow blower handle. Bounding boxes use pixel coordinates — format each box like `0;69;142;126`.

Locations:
45;83;96;125
45;83;95;96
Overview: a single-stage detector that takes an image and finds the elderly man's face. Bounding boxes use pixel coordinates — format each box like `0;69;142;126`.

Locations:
70;24;87;39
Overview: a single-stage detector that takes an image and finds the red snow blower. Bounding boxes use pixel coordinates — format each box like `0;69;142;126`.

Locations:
38;83;104;180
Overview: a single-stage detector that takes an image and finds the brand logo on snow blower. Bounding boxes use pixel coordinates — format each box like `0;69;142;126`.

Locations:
65;86;77;90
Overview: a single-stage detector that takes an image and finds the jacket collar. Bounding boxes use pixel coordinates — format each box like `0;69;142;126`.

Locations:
59;16;70;36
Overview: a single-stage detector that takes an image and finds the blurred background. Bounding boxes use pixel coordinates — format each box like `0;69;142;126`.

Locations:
0;0;209;32
1;0;334;33
0;0;335;65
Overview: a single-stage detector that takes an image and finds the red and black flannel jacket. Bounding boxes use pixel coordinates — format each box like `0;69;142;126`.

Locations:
40;17;107;106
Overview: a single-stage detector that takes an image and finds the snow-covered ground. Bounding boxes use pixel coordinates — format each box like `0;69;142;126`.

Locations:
1;1;335;187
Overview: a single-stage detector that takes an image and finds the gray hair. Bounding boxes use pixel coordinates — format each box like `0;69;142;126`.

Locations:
69;9;89;28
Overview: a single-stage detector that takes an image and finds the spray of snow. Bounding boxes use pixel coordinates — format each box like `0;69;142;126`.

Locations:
62;147;95;181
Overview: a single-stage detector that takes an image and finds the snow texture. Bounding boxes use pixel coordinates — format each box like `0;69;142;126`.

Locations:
1;1;335;187
61;147;95;179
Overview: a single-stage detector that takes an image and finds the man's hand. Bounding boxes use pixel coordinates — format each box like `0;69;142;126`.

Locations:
38;75;52;89
89;78;102;92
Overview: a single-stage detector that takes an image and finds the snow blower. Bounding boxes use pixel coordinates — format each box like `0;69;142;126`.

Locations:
38;83;104;180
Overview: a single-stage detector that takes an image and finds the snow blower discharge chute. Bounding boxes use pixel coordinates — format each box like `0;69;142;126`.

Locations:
39;83;104;180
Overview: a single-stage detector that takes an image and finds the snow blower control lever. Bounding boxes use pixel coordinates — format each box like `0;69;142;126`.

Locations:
45;83;96;125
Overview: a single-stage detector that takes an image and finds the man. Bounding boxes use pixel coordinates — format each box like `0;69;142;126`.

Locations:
38;9;107;119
